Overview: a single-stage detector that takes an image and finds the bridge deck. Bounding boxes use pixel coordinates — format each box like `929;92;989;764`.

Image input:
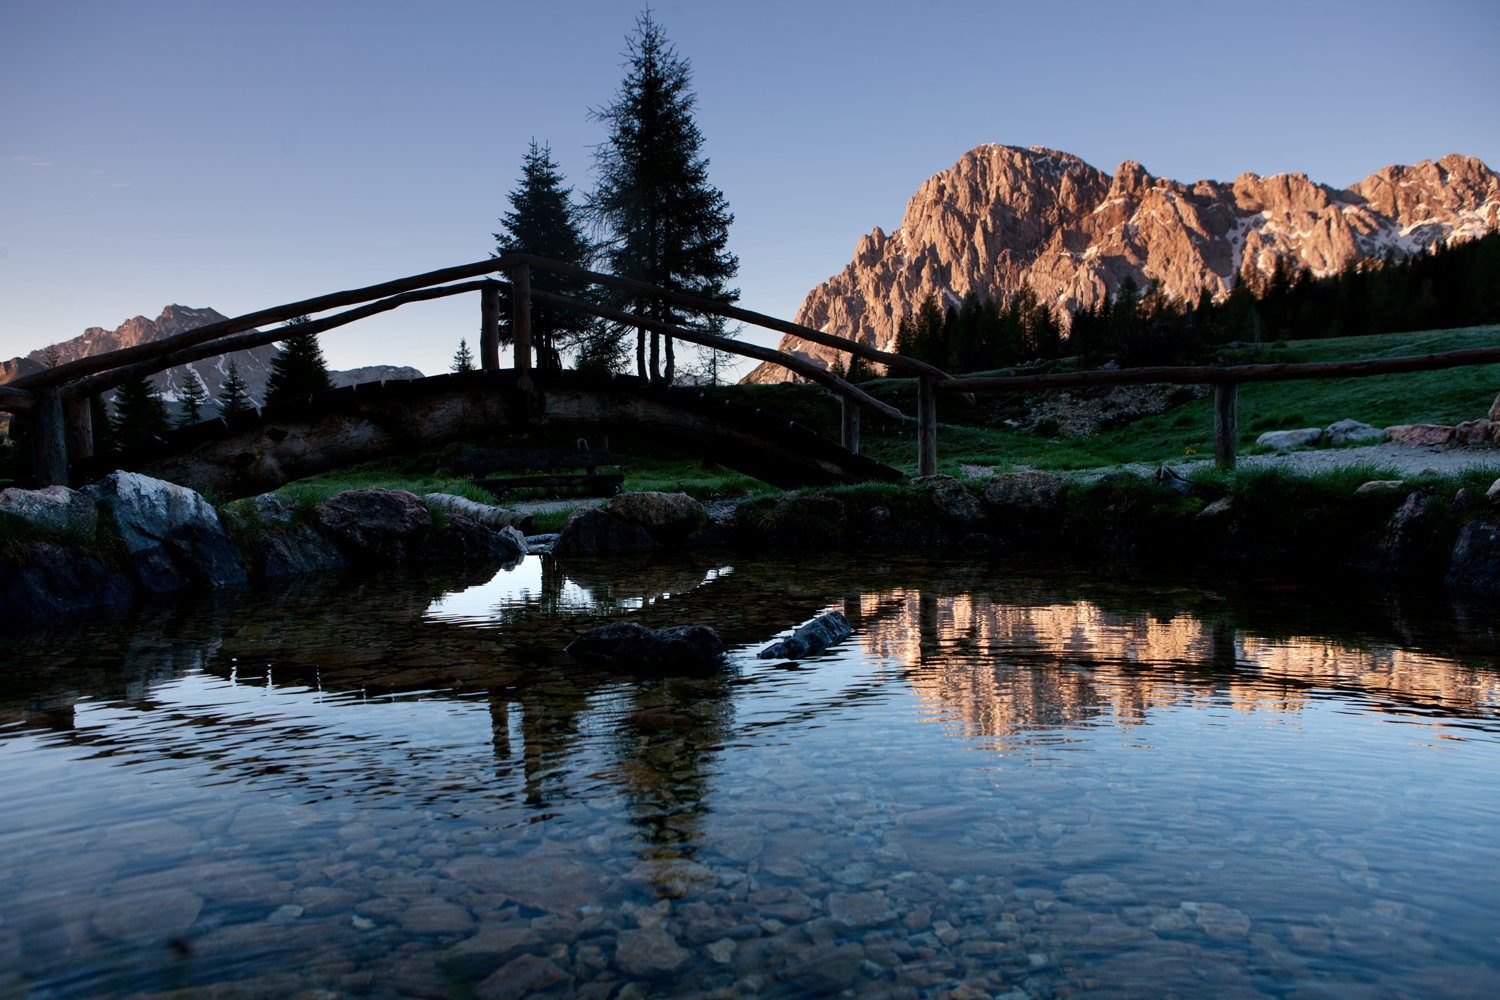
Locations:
72;369;904;499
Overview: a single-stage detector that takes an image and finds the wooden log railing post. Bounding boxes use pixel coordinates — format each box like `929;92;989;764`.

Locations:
840;393;861;454
511;264;532;389
917;376;937;477
31;387;68;487
63;395;93;463
479;283;501;370
1214;381;1238;471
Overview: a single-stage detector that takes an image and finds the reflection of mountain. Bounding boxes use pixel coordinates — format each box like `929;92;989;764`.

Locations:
852;587;1500;741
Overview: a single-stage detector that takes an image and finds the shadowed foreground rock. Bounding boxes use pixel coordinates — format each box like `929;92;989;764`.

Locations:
315;488;431;565
84;470;247;592
758;610;854;659
565;621;725;670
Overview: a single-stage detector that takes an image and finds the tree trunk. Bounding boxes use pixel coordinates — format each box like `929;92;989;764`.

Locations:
664;334;675;384
650;330;660;382
636;324;647;379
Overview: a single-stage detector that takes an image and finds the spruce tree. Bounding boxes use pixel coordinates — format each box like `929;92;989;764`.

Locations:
112;374;170;442
451;338;476;373
589;10;738;383
265;318;334;404
175;369;209;428
218;360;252;415
494;141;596;372
89;395;117;451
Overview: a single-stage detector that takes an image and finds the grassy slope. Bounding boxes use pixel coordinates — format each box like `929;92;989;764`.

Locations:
270;324;1500;505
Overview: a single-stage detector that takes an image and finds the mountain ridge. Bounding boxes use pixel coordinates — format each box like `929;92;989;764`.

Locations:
745;146;1500;381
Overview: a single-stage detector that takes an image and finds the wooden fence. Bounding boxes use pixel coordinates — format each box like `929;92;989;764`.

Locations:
5;252;1498;488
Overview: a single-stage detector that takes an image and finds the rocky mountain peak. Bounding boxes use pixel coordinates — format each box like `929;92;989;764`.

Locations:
745;145;1499;383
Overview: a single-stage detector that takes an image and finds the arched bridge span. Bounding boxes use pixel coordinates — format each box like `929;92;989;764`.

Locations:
71;370;903;499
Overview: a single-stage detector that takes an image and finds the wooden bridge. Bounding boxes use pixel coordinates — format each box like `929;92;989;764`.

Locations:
0;255;958;494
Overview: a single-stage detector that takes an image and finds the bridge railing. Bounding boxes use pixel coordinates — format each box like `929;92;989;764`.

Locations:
3;255;964;487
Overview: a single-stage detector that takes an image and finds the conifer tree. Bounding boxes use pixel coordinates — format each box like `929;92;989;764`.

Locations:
89;395;117;451
175;369;209;428
218;360;252;416
265;318;334;404
451;338;476;373
112;374;170;442
589;11;738;383
494;141;597;372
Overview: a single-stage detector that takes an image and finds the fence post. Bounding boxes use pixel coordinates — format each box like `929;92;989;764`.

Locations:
917;377;937;477
841;394;860;454
1214;381;1238;471
31;387;68;487
479;283;500;370
511;264;532;389
63;395;93;463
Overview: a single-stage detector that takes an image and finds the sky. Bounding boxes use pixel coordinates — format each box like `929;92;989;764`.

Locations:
3;0;1498;381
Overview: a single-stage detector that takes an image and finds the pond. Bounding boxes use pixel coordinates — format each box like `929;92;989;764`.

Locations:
2;552;1498;1000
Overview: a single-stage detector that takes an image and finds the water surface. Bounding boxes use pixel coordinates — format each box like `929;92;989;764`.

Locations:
2;553;1498;1000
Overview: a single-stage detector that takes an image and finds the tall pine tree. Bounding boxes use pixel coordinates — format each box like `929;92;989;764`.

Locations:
265;318;334;404
175;369;209;428
451;338;476;373
112;374;170;442
589;11;737;383
494;141;597;372
218;360;252;415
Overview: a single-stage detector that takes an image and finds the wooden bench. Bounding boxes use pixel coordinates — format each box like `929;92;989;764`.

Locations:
453;444;624;500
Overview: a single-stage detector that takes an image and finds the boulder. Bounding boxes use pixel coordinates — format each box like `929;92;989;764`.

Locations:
757;611;853;660
423;511;526;564
314;489;431;565
1447;516;1500;590
1325;419;1386;445
959;532;1014;555
243;523;348;579
551;506;656;557
847;503;948;549
1488;477;1500;503
1489;391;1500;423
1345;489;1449;576
1386;424;1456;447
252;493;300;525
982;472;1069;518
613;925;691;977
912;475;987;529
0;542;135;621
605;491;706;541
420;493;529;532
1256;428;1322;450
1154;465;1192;495
564;621;724;670
1355;480;1406;494
474;954;569;1000
1454;419;1495;447
0;485;98;536
83;471;247;592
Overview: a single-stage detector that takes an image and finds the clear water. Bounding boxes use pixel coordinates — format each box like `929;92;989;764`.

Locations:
2;552;1498;1000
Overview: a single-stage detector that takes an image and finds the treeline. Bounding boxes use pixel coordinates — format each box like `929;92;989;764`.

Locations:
885;228;1500;375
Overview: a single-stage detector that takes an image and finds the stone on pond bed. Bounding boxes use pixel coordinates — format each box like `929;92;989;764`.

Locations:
757;610;853;660
565;621;725;670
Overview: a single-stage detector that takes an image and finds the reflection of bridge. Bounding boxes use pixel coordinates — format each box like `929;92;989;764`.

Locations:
71;369;903;498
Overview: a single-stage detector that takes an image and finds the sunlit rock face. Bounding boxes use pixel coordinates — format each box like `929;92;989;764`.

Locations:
745;146;1500;381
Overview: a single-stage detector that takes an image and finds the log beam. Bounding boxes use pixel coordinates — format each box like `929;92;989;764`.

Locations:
917;377;937;477
1214;382;1238;471
30;387;68;487
480;282;501;370
0;385;35;414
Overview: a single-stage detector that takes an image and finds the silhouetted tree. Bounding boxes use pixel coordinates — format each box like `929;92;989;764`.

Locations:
265;317;333;404
218;360;252;415
589;10;737;383
451;338;476;373
112;374;170;442
175;369;209;427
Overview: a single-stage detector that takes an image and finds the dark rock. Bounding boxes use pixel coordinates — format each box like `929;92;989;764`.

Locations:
314;488;431;566
475;953;569;1000
764;494;848;547
613;925;691;976
423;511;526;563
1346;489;1450;576
1154;465;1192;495
83;471;247;592
0;542;135;621
959;532;1014;555
850;504;949;549
0;485;98;536
242;523;348;579
984;471;1069;516
251;492;299;524
552;506;656;557
565;621;724;670
913;475;987;530
1446;516;1500;590
1449;488;1476;514
758;611;853;659
604;491;706;542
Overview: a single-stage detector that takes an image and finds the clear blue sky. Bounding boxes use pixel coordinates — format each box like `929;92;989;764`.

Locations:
3;0;1497;379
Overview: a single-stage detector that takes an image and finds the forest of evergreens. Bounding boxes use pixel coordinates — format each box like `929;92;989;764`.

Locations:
887;228;1500;375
